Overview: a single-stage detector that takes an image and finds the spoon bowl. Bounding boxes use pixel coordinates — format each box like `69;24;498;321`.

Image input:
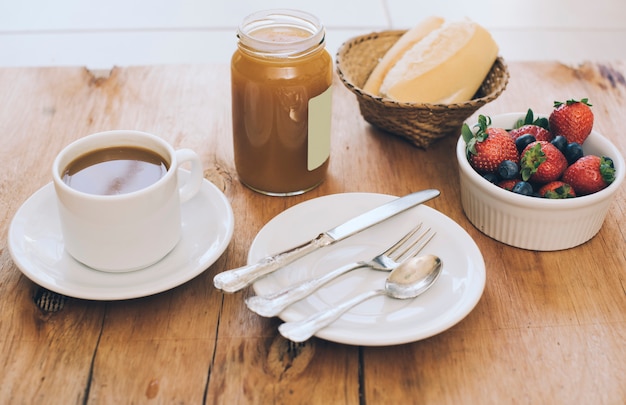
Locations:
385;254;442;299
278;254;443;342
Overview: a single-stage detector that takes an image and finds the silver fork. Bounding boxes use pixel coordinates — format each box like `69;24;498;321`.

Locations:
245;223;435;317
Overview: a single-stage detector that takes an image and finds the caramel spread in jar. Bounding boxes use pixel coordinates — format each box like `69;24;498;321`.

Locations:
231;10;332;196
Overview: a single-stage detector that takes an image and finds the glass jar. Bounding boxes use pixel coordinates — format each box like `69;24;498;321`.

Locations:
231;9;333;196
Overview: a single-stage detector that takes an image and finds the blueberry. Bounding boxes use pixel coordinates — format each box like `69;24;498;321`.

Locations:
482;173;499;184
550;135;567;153
498;160;519;180
565;142;584;164
512;181;534;196
515;134;536;154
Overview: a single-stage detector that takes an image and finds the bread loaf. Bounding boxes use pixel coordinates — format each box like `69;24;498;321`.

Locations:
367;18;498;104
363;16;445;95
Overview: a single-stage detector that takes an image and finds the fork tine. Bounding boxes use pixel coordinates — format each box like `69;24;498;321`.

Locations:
383;222;423;256
389;226;435;262
403;227;435;260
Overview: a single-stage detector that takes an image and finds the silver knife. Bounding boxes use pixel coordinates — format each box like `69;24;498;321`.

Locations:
213;189;440;293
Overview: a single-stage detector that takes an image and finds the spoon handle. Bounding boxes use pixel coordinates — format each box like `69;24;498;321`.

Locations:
278;289;385;342
245;261;367;317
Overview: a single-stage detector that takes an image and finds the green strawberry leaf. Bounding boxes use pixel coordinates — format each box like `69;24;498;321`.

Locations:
544;184;575;199
520;143;546;181
533;117;549;129
513;109;534;129
461;123;474;143
512;109;549;130
554;98;592;108
462;123;477;156
600;156;616;184
464;115;492;157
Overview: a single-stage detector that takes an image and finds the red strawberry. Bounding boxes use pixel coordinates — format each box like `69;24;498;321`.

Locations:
548;98;594;144
462;115;518;174
538;181;576;199
520;141;568;184
498;179;518;191
562;155;616;195
509;124;553;142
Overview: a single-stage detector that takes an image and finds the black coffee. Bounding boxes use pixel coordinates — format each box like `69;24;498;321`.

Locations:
63;146;169;195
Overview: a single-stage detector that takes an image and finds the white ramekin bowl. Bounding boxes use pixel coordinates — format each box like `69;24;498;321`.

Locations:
456;112;625;251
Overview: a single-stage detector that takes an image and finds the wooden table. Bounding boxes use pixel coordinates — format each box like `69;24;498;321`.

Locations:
1;61;625;404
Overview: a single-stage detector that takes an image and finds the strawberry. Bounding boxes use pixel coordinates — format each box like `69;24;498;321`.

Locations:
548;98;594;144
509;124;553;142
463;115;518;174
520;141;568;184
512;108;550;131
562;155;616;195
538;181;576;199
498;179;518;191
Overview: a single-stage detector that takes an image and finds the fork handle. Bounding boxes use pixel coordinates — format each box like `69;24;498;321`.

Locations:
245;261;367;317
278;289;385;342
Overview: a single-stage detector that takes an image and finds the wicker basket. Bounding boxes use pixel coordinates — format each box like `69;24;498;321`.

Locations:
336;30;509;148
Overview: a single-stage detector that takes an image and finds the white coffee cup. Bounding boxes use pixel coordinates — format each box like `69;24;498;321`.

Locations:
52;130;203;272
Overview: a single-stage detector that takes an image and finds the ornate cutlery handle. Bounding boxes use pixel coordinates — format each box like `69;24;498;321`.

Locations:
213;233;333;293
278;289;384;342
245;261;367;317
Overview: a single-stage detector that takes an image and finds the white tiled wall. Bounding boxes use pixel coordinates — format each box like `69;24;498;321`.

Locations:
1;0;625;69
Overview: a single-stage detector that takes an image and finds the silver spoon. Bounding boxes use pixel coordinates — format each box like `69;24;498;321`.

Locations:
278;254;443;342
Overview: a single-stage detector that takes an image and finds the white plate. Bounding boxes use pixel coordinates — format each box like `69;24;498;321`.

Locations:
250;192;486;346
8;170;234;300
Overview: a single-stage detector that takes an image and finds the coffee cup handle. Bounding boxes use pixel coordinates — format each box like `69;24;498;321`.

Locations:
175;149;203;203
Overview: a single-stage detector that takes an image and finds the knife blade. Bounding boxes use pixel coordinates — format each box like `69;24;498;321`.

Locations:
213;189;440;292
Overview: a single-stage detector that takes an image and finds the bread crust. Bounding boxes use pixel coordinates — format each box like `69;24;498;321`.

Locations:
362;16;445;95
364;18;499;104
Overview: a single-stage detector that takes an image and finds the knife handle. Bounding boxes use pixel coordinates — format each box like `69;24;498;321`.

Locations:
213;233;334;293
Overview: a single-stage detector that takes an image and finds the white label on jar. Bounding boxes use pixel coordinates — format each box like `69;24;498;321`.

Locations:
307;85;332;171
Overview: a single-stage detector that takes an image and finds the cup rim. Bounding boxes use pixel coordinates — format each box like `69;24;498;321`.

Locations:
52;130;177;200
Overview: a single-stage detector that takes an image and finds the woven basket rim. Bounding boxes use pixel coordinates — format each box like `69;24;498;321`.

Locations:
335;30;509;110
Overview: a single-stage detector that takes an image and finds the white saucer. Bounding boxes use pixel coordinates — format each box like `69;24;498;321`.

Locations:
250;192;486;346
8;170;234;300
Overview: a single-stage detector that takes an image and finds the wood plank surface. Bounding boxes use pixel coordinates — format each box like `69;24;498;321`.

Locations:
0;61;624;404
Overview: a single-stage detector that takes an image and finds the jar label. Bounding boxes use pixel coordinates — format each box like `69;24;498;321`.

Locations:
308;85;332;171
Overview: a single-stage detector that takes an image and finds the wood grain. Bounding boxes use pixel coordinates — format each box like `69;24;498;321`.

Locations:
0;61;624;403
